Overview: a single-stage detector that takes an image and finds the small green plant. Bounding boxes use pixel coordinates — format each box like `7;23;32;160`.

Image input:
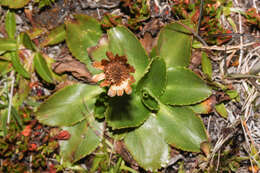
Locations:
243;8;260;28
0;0;30;9
0;0;56;9
0;10;55;137
171;0;233;44
36;14;212;171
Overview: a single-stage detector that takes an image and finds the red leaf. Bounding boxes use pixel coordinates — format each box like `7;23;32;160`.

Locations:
28;143;37;151
54;130;70;140
21;125;32;137
47;163;57;173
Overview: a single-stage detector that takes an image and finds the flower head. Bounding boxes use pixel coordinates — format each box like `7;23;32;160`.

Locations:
92;52;135;97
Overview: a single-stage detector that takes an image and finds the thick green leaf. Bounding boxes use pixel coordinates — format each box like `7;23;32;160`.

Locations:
34;53;53;83
157;104;207;152
141;90;159;111
156;21;193;68
0;38;17;51
187;96;216;114
108;26;149;83
124;115;169;171
94;93;107;119
137;57;166;96
201;52;212;79
66;14;103;74
10;51;30;79
5;10;16;39
0;0;30;8
160;67;212;105
41;24;66;47
106;92;150;130
36;84;103;126
59;119;104;163
87;35;109;63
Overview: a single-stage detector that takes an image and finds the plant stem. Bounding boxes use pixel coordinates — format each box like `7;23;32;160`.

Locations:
226;74;260;79
7;71;15;126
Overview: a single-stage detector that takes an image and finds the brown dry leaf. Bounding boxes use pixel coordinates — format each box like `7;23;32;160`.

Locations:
215;91;231;103
190;50;202;68
54;80;76;91
200;141;211;157
202;95;217;113
115;140;138;168
140;32;156;54
142;19;163;36
52;55;93;83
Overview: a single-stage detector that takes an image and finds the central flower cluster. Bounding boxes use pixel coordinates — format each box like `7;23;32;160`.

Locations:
92;52;135;97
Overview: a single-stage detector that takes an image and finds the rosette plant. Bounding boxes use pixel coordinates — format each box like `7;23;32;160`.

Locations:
36;14;212;171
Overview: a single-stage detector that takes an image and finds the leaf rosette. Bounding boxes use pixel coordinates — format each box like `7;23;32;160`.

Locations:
36;15;211;171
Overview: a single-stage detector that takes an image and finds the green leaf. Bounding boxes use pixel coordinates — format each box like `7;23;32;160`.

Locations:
124;115;169;171
157;104;207;152
187;96;216;114
215;103;228;118
201;52;212;79
0;109;8;136
66;14;103;74
160;67;212;105
36;84;103;126
87;35;109;63
34;53;53;83
141;90;159;111
0;60;11;75
106;92;150;130
137;57;166;97
108;26;149;83
59;119;104;163
11;106;23;128
0;38;17;51
18;32;37;51
41;24;66;47
94;93;107;119
226;90;239;100
16;77;31;106
5;10;16;39
26;27;47;39
156;20;193;69
10;51;30;79
137;57;166;111
0;0;30;8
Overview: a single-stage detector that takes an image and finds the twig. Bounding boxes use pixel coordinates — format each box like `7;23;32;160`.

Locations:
240;118;255;173
174;21;208;46
226;74;260;79
209;119;240;167
197;0;204;34
238;12;244;71
7;71;15;126
201;42;257;51
253;0;258;14
29;155;32;173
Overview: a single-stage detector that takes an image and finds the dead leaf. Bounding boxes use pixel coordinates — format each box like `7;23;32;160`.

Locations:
140;32;156;54
52;55;93;83
115;140;138;168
